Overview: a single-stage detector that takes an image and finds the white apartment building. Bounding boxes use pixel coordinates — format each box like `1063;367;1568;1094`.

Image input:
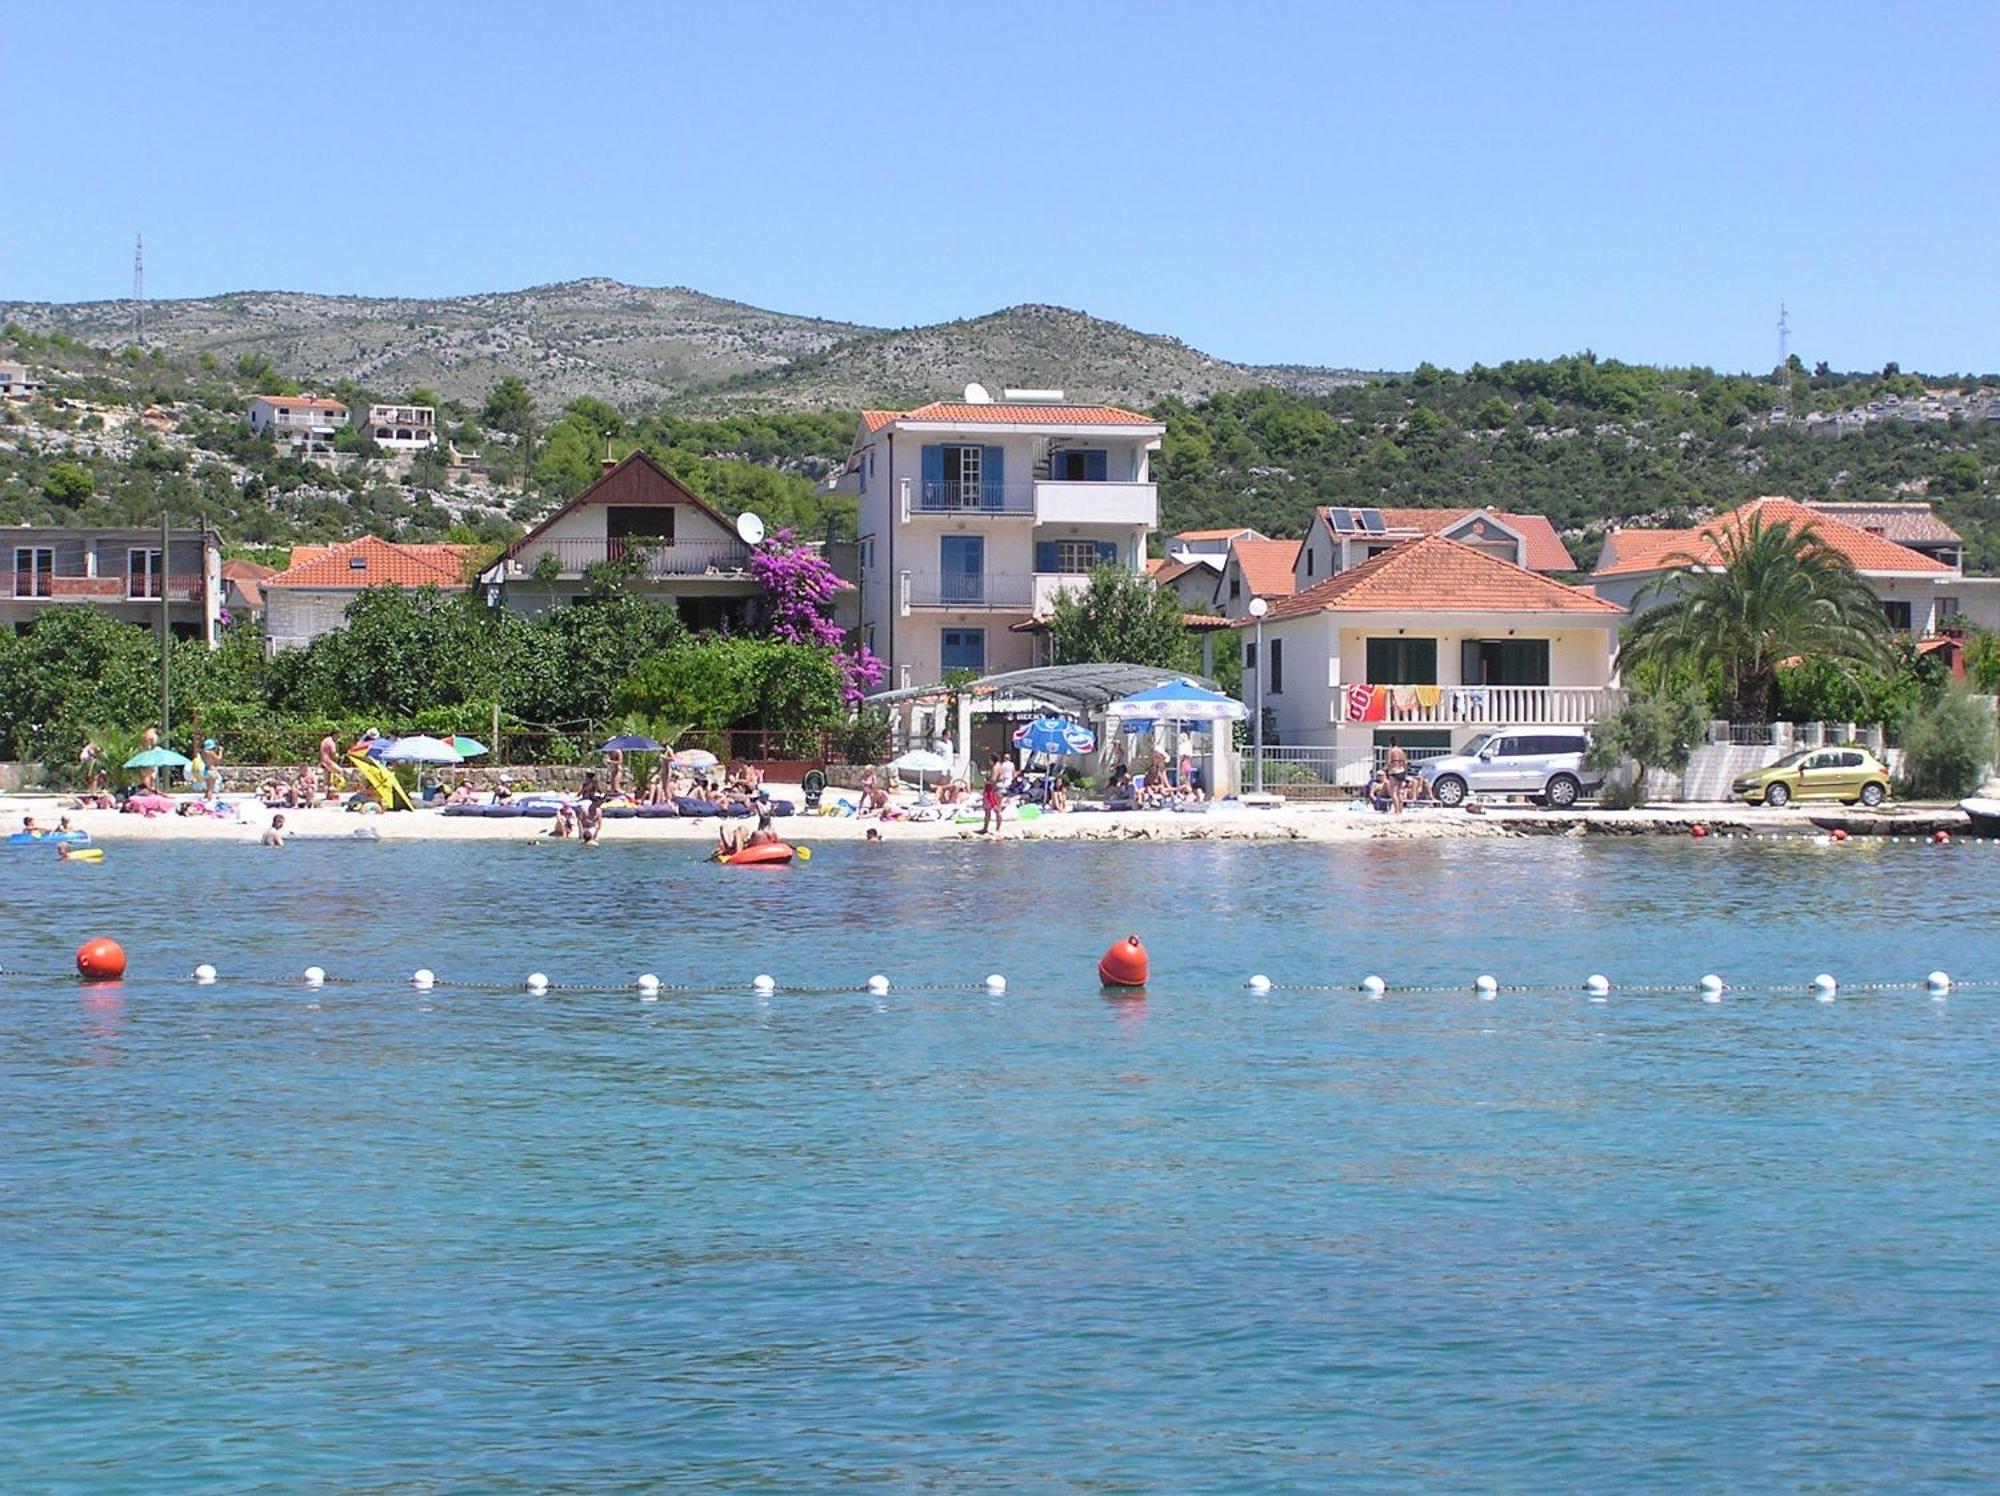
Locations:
0;361;42;400
246;394;348;454
354;402;438;450
838;388;1164;688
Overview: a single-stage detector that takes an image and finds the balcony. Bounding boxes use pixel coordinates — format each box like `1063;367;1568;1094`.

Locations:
1326;681;1620;727
11;574;201;604
512;538;753;580
897;477;1158;526
900;571;1112;613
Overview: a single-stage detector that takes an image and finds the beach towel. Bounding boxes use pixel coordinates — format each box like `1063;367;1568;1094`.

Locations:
1344;683;1373;722
1391;685;1418;713
1414;685;1443;709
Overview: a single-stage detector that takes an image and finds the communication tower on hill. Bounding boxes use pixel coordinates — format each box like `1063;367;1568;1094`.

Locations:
1777;302;1790;369
132;234;146;347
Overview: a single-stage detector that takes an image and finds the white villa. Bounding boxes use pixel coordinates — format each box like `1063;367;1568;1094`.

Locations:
353;402;438;450
481;451;761;630
1241;534;1625;760
836;389;1164;688
247;394;348;455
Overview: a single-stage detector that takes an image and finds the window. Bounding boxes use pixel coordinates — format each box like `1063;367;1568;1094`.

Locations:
940;627;985;673
1055;540;1102;573
1838;750;1865;768
1938;596;1961;622
1461;638;1550;686
607;506;674;542
128;548;164;600
1244;640;1257;671
13;546;52;598
858;538;874;571
1051;449;1108;481
1365;637;1438;684
1229;575;1241;600
1268;638;1284;694
1882;600;1913;631
945;445;981;502
1305;549;1314;578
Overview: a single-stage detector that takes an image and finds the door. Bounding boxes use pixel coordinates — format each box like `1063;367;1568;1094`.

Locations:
13;547;52;598
1469;734;1524;792
1797;750;1846;799
939;535;984;606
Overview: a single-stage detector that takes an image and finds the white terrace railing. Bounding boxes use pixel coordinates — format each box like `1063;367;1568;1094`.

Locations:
1326;682;1621;727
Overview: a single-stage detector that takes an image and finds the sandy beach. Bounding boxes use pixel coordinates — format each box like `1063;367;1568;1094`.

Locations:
2;792;1968;847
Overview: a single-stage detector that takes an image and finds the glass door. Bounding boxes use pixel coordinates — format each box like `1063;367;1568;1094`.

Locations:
939;535;984;605
14;547;52;598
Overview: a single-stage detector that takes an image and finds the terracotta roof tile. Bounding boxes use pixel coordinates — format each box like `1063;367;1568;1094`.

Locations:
1229;538;1301;599
1593;496;1956;578
893;401;1159;427
254;395;347;412
264;536;475;591
1258;535;1623;623
860;410;899;433
222;559;276;609
1319;505;1576;571
1803;501;1962;546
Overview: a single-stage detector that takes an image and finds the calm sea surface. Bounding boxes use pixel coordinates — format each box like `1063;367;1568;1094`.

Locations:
5;835;2000;1492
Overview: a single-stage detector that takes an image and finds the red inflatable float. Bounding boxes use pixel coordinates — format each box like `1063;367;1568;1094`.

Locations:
76;937;126;981
724;842;795;867
1098;934;1150;988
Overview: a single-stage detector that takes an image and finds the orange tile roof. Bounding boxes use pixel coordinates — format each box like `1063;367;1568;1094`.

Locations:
1318;506;1576;571
892;401;1159;426
1257;535;1623;622
255;394;347;412
1144;557;1170;577
264;536;475;590
1229;537;1301;599
860;410;899;433
222;559;276;609
1802;501;1962;546
1592;496;1955;578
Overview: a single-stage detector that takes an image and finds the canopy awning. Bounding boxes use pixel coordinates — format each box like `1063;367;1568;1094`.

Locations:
866;662;1232;718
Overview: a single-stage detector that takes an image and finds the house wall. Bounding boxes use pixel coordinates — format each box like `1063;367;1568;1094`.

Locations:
264;589;354;652
1604;568;1951;636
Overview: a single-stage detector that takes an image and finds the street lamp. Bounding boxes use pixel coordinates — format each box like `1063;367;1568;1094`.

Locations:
1247;596;1268;794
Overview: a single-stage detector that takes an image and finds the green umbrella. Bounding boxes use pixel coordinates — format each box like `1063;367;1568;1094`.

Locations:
124;747;192;770
451;737;489;758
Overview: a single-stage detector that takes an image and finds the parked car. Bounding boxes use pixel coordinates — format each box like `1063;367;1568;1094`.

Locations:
1732;747;1890;808
1418;728;1602;808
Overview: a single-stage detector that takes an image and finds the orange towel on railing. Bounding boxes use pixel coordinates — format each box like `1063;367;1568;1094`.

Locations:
1346;684;1387;722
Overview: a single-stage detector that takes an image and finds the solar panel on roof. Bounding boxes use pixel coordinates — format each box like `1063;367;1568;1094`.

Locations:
1329;510;1354;533
1358;509;1386;533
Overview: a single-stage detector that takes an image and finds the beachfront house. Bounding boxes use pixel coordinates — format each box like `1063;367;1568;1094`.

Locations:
480;450;761;631
352;402;438;450
1240;534;1624;763
1293;505;1577;590
1214;536;1301;620
261;536;477;654
835;389;1164;688
247;394;348;456
2;525;224;644
1149;556;1228;610
1592;496;1969;637
221;559;276;625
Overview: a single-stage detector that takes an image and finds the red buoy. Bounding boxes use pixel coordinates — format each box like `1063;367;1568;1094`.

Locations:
1098;935;1149;988
1933;829;1951;846
1690;824;1708;840
76;938;126;982
1831;827;1850;843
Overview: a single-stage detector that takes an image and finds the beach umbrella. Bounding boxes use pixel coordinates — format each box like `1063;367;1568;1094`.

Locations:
670;748;719;770
1104;679;1247;722
451;736;488;758
600;734;664;753
1011;716;1096;756
123;747;192;770
380;735;464;766
888;747;953;797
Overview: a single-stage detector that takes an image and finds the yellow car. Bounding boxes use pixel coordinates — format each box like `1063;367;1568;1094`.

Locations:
1732;747;1890;808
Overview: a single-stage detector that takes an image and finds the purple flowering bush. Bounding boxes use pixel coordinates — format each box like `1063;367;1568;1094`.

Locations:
750;528;884;707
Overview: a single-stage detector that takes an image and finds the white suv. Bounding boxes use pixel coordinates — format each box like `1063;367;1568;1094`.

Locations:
1417;728;1601;808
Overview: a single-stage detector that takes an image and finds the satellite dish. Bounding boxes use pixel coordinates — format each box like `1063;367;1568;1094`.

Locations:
963;382;992;404
736;512;767;545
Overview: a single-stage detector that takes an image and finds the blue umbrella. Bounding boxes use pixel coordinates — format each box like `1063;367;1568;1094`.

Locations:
600;734;664;753
1012;716;1097;756
1105;679;1247;722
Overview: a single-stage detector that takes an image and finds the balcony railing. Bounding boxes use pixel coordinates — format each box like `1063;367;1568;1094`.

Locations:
903;572;1037;610
514;538;753;579
11;574;200;603
1326;682;1619;727
903;479;1038;516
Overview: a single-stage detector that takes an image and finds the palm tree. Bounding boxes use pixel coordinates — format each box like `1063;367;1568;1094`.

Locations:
1618;510;1892;721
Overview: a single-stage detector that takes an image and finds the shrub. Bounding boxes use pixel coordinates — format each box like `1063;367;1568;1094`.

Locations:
1897;688;1997;800
1586;684;1709;806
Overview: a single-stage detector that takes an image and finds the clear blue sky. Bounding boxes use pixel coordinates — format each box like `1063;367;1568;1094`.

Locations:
4;1;1995;374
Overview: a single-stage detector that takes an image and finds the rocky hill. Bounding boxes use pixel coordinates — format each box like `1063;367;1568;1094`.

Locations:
0;279;1357;412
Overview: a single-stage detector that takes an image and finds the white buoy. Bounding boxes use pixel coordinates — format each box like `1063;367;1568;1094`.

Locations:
983;973;1007;995
1247;973;1272;993
1698;974;1723;1002
636;974;660;1000
526;971;549;994
411;968;435;991
752;974;776;996
1812;973;1837;1001
303;965;326;988
1360;974;1386;998
1927;970;1952;994
865;974;890;995
1584;974;1610;997
193;963;217;985
1474;974;1498;999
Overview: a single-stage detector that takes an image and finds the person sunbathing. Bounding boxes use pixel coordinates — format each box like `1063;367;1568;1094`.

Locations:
547;803;577;839
858;771;889;814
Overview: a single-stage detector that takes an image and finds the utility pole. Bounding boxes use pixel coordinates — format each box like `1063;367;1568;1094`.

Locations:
133;234;146;348
1248;596;1268;794
159;511;171;743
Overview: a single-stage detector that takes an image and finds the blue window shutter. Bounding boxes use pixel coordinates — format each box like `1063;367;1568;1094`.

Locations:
1095;540;1118;566
1084;450;1107;481
983;446;1004;508
1035;541;1058;571
921;445;942;505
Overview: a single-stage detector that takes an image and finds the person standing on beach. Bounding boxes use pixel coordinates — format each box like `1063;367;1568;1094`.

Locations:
319;733;341;793
980;756;1004;835
1383;737;1410;812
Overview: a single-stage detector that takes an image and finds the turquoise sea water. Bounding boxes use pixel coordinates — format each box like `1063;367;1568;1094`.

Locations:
5;835;2000;1492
